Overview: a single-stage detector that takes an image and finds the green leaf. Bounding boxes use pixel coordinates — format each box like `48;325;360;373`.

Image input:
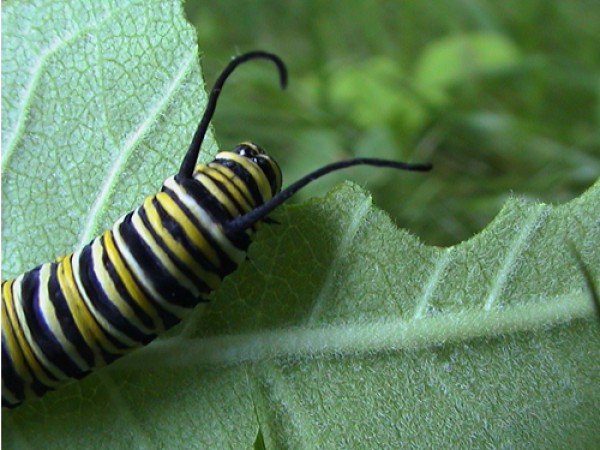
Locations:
3;2;600;450
1;0;213;279
415;33;522;107
328;56;428;132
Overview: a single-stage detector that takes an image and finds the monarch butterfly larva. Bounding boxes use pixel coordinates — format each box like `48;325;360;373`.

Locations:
1;51;432;408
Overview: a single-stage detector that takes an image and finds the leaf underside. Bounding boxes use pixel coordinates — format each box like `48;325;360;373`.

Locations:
2;1;599;449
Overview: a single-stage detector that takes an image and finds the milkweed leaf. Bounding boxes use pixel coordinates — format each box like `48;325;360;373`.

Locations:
1;0;213;279
2;1;599;449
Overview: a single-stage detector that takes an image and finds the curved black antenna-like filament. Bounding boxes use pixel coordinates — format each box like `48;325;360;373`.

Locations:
225;158;433;234
178;51;288;178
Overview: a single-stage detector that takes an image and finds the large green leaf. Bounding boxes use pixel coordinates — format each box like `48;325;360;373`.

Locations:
1;0;213;278
2;1;599;449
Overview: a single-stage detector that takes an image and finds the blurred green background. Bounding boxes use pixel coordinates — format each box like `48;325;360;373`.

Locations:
184;0;600;247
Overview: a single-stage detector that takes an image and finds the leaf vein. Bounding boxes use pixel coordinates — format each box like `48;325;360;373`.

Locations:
124;292;594;369
77;50;197;245
1;2;139;171
305;195;371;324
484;205;548;310
413;247;453;319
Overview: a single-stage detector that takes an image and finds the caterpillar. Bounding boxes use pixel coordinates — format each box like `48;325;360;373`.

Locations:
1;51;432;408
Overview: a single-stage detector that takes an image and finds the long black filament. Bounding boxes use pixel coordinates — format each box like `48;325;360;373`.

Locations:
225;159;433;234
178;51;288;178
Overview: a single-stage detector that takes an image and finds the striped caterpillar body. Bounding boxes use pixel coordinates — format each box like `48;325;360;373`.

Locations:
1;51;432;408
2;143;282;407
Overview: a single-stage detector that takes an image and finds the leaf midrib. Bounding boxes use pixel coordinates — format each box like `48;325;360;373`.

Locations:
118;291;594;370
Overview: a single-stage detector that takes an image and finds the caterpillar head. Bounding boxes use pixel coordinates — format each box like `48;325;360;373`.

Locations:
179;51;431;235
231;142;282;198
211;142;282;204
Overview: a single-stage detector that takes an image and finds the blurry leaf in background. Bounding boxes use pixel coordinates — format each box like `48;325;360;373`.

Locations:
185;0;600;246
415;33;522;107
329;56;427;133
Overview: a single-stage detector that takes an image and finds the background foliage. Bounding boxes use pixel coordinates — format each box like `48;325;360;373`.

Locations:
185;0;600;246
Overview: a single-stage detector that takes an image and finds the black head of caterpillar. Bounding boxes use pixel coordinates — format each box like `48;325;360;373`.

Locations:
1;51;431;408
